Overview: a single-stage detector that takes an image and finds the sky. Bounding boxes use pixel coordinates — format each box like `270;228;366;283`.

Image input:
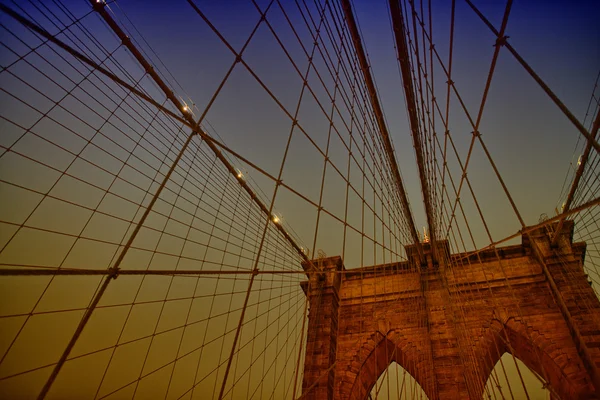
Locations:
109;0;600;252
0;0;599;399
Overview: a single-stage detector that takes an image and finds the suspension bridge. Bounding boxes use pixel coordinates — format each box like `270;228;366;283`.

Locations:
0;0;599;399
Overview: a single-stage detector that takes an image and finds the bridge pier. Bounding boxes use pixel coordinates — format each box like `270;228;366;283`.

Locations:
300;221;600;399
300;257;343;399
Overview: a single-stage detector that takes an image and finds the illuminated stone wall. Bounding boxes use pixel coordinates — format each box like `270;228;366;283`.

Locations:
301;221;600;399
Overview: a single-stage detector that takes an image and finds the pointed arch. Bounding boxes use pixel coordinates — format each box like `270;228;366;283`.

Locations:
344;330;432;400
473;318;597;399
483;353;552;399
370;361;429;399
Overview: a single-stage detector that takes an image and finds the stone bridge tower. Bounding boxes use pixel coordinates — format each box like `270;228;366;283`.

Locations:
300;221;600;399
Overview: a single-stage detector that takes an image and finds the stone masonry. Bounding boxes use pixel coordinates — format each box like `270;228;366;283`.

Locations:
300;221;600;399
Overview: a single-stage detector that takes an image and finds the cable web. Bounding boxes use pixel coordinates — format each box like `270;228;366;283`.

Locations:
0;0;598;399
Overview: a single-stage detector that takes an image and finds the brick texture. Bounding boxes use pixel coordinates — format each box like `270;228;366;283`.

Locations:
300;221;600;399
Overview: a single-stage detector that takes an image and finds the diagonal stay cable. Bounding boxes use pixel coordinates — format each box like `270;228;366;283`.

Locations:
91;0;312;269
463;0;600;156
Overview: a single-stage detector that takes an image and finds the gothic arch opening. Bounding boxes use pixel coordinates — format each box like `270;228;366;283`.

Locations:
370;361;429;400
346;333;431;400
482;353;551;399
476;318;596;399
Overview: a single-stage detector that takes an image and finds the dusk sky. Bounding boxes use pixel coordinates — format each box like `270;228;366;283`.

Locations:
105;0;600;251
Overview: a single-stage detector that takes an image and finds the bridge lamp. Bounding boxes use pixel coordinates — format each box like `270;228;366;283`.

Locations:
236;169;244;179
272;215;281;224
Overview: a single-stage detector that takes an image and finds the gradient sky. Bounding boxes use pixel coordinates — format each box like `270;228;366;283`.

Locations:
111;0;600;250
